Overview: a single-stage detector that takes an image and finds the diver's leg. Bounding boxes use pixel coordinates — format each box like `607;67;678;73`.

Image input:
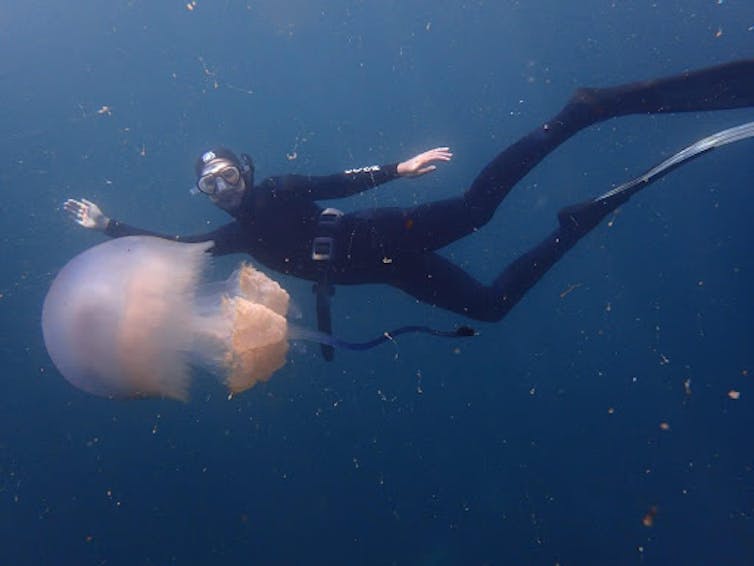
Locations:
484;189;639;321
387;225;587;323
388;192;629;323
345;200;477;256
481;109;754;322
388;253;504;322
485;224;586;322
463;58;754;228
590;58;754;117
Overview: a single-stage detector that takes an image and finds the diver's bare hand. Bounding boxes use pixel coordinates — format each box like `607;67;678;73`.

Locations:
64;198;110;231
397;147;453;177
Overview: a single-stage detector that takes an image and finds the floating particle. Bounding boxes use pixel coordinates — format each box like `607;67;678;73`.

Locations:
642;505;658;527
683;378;692;397
659;422;670;431
728;390;741;400
559;282;582;299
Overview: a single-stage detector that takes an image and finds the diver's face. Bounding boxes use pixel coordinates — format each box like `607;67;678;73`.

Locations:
197;159;246;211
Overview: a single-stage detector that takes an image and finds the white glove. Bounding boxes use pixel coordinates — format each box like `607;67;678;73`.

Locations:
63;198;110;231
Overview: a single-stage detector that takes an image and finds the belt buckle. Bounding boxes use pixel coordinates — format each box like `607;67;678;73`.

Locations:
312;236;334;261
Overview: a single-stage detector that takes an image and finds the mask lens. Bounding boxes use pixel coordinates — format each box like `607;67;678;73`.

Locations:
197;175;218;195
220;166;241;184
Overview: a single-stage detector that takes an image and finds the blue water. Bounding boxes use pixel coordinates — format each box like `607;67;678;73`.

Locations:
1;1;753;564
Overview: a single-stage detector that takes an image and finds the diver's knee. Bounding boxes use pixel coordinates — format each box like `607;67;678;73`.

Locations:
464;200;495;230
460;296;509;323
569;86;601;107
460;307;500;323
557;87;607;127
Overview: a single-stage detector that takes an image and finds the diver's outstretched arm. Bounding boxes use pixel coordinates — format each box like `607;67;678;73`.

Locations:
63;197;249;256
64;198;168;239
281;147;453;200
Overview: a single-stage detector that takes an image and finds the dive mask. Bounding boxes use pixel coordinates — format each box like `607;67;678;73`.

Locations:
197;162;242;195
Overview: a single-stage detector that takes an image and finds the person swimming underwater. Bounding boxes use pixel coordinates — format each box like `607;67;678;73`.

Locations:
66;58;754;358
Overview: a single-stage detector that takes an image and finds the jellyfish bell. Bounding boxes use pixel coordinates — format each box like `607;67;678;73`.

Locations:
42;236;292;401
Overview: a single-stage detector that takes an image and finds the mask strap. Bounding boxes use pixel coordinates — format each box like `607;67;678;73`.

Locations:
240;153;255;184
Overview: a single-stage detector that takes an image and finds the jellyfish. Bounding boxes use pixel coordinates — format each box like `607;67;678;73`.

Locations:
42;236;295;401
42;236;475;401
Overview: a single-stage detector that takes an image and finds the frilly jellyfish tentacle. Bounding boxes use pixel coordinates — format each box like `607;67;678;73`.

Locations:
190;263;290;394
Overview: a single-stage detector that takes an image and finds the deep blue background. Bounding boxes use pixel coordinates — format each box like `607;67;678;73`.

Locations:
1;1;753;564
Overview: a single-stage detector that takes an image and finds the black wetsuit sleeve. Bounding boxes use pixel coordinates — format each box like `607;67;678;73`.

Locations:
270;163;401;200
104;219;248;256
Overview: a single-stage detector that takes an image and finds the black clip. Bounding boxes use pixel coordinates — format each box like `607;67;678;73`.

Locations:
311;208;343;262
311;237;334;262
311;207;343;362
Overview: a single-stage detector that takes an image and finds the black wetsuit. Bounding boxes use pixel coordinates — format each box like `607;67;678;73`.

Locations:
107;59;754;324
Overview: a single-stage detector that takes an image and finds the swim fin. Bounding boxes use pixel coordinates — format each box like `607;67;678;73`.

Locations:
560;120;754;235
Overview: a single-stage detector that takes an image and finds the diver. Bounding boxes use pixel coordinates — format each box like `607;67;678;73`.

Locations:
65;58;754;359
